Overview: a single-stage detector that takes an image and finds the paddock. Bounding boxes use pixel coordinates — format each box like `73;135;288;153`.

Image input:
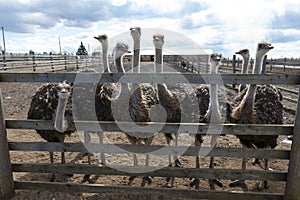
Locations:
0;72;299;200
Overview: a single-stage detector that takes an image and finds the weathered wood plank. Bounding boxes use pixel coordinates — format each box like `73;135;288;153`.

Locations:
12;163;287;181
8;142;290;159
284;87;300;200
5;119;294;136
14;181;284;200
0;90;15;199
0;72;299;85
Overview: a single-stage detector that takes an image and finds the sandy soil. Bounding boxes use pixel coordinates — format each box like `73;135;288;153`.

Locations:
0;62;297;199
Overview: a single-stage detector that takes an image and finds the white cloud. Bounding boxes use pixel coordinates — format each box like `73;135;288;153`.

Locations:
1;0;300;57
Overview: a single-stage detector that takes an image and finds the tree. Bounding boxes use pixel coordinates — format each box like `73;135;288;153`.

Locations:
76;41;88;55
29;50;35;55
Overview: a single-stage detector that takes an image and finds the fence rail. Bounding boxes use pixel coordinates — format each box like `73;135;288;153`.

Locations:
14;181;284;200
0;71;299;199
0;72;300;85
0;54;101;72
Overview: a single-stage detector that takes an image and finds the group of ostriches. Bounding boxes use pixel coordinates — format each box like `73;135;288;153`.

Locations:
28;27;283;191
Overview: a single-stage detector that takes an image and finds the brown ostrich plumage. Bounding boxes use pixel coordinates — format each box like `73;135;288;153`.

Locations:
227;84;283;149
27;83;74;143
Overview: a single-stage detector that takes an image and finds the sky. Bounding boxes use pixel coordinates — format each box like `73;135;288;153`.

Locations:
1;0;300;58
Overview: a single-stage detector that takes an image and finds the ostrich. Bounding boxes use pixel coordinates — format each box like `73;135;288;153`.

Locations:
235;49;250;93
71;34;113;183
27;81;75;182
86;34;114;166
227;42;283;191
102;42;158;185
189;53;224;190
153;33;182;187
126;27;160;186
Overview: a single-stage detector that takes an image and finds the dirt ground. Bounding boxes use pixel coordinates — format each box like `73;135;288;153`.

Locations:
0;76;295;200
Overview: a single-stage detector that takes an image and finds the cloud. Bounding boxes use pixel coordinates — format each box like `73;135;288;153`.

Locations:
1;0;206;34
266;29;300;43
271;12;300;30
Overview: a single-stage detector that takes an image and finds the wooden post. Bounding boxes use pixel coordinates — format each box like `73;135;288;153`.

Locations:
270;58;273;72
226;57;229;68
2;53;6;70
198;56;200;74
51;55;54;72
284;87;300;200
32;55;36;72
232;55;236;88
0;90;15;199
76;56;79;70
283;57;287;72
206;55;209;73
64;53;67;70
261;55;267;74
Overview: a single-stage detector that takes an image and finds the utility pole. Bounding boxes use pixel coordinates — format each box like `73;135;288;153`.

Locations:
58;36;62;54
1;27;6;55
1;27;6;68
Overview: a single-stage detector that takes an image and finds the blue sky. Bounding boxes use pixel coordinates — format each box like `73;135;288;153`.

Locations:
1;0;300;58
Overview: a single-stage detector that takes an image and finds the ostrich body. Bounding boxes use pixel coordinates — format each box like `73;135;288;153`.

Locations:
27;81;74;181
227;42;283;190
153;34;182;187
235;49;250;93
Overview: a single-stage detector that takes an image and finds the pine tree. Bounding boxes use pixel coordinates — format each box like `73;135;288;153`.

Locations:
76;41;88;55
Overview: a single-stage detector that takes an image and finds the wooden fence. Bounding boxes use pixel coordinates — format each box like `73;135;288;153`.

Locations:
0;54;102;72
0;72;300;200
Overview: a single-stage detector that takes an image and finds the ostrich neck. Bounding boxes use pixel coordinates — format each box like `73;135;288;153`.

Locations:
133;38;141;73
155;48;163;73
243;55;264;102
154;46;168;101
241;56;250;74
102;47;110;73
209;62;220;121
252;55;264;74
115;53;125;74
54;95;69;133
208;84;220;122
132;38;142;99
115;52;131;99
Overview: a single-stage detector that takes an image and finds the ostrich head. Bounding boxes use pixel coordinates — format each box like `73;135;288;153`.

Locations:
58;81;71;99
94;34;108;48
256;42;273;58
235;49;250;60
153;34;164;49
252;42;273;74
210;53;222;63
210;53;222;73
130;27;141;42
115;42;131;56
54;81;71;133
114;42;130;73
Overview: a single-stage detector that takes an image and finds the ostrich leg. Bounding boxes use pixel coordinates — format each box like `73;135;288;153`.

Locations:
141;136;154;187
82;131;92;182
49;152;56;182
229;145;248;191
190;134;202;189
128;138;139;185
208;135;223;190
257;146;271;190
165;133;182;187
97;131;106;165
